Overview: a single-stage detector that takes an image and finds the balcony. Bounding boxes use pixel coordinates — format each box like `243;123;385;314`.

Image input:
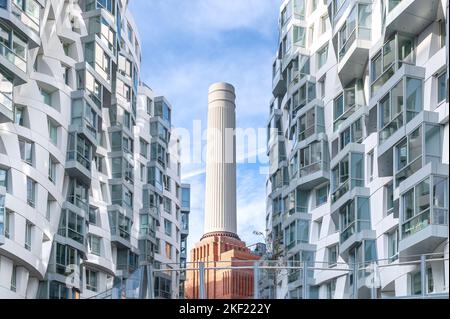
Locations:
10;0;40;34
0;0;41;47
370;33;415;97
384;0;439;39
0;37;27;84
393;122;442;188
70;98;101;146
139;208;159;241
109;210;132;249
335;2;372;86
333;80;365;131
291;139;329;190
331;151;365;203
296;105;325;144
272;58;286;97
65;154;91;186
0;82;13;123
399;173;448;257
116;248;139;277
292;81;316;119
336;197;376;258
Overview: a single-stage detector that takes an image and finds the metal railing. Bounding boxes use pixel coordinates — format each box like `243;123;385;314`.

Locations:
86;253;448;300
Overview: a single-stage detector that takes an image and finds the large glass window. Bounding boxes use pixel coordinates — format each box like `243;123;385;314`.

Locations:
299;141;323;177
316;184;328;207
26;177;36;207
339;197;371;243
317;45;328;69
371;34;414;95
402;176;448;239
88;235;101;255
85;269;98;292
337;4;371;60
0;22;27;71
67;178;88;212
387;228;399;262
164;219;172;236
19;138;34;165
437;72;447;104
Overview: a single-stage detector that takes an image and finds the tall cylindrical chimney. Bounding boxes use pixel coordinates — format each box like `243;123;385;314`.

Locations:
203;82;237;236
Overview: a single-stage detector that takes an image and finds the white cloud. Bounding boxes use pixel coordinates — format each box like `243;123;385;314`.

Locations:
131;0;279;39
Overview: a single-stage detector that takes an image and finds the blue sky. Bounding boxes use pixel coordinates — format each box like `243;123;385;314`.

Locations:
129;0;281;254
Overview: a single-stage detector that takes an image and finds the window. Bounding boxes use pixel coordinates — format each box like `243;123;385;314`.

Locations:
0;167;8;188
19;138;34;165
14;105;25;126
320;15;328;34
146;97;152;115
155;238;160;254
439;19;446;49
368;151;374;182
293;26;306;47
25;221;32;250
154;101;171;124
402;176;448;239
86;269;98;292
26;177;36;207
317;45;328;69
328;245;338;267
437;72;447;104
127;22;133;42
308;25;314;46
48;155;57;183
47;119;58;145
316;184;328;206
339;197;370;242
394;127;423;186
165;242;172;258
10;266;17;292
88;207;98;225
181;187;190;208
0;208;12;239
88;235;101;256
164;219;172;236
140;139;148;158
318;76;325;98
40;88;52;106
386;182;394;216
163;197;171;214
118;55;132;78
326;279;336;299
140;164;146;183
387;228;398;262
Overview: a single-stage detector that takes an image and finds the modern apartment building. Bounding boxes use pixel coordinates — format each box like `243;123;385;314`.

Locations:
0;0;189;299
266;0;448;298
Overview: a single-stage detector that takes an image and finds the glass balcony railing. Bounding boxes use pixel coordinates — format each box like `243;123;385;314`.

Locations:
402;208;448;239
300;161;326;178
334;104;362;131
332;179;349;203
338;26;371;62
379;112;403;144
340;220;371;243
67;150;91;171
0;42;27;72
11;0;40;34
370;34;415;96
395;155;421;187
67;196;89;213
0;91;13;113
